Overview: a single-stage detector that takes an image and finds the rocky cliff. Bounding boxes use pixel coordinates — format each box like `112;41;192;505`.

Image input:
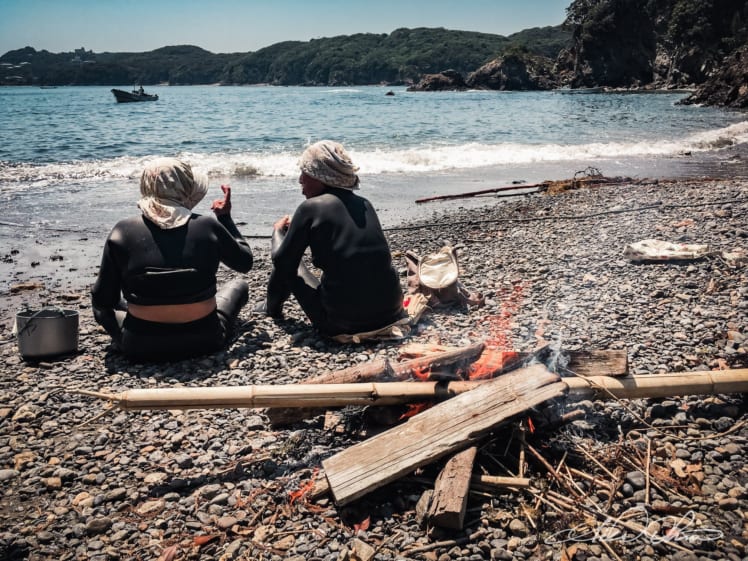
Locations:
680;45;748;107
466;52;558;90
406;69;467;91
556;0;748;92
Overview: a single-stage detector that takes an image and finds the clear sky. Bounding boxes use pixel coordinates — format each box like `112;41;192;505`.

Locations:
0;0;571;55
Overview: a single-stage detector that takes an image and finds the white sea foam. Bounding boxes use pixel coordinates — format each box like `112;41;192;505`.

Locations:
1;120;746;188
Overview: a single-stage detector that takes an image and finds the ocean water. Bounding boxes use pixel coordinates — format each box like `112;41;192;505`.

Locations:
1;85;747;236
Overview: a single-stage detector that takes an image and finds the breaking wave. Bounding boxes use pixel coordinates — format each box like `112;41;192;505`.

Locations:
1;120;746;188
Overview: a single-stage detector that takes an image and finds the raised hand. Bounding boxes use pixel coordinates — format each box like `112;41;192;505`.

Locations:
273;215;291;232
211;185;232;216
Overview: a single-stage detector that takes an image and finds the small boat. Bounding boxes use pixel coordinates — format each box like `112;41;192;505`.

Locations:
111;88;159;103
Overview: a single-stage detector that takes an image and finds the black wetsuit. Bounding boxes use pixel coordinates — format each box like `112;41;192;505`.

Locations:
91;213;253;360
267;187;403;335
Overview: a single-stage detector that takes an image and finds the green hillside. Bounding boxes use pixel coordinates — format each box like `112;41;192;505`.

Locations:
0;26;571;86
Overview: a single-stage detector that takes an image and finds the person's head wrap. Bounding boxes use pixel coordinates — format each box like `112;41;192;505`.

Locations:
298;140;360;190
137;157;208;229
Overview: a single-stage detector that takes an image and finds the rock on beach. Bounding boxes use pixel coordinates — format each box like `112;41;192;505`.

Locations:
0;177;747;560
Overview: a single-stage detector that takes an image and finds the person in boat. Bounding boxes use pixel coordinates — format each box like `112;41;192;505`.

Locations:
91;157;253;361
138;85;145;95
258;140;404;337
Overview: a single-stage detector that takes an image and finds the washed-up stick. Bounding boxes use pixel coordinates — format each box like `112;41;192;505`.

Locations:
415;182;547;204
403;529;485;556
471;474;531;489
537;489;691;553
518;426;527;477
564;369;748;399
76;381;478;411
576;444;618;481
563;465;588;497
526;444;581;499
528;489;569;514
620;453;690;502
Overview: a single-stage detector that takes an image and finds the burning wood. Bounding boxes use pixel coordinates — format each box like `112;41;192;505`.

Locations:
265;342;485;425
321;364;566;506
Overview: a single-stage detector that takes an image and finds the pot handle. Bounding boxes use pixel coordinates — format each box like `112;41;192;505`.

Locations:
16;308;67;338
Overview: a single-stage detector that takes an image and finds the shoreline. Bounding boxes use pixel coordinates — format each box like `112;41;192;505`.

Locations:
2;163;748;333
1;176;747;559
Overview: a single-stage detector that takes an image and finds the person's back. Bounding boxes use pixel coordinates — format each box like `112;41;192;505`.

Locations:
264;140;404;336
101;213;250;306
301;189;402;333
91;158;253;361
293;188;402;332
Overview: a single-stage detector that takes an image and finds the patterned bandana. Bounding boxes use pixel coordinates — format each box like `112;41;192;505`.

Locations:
137;158;208;229
298;140;360;190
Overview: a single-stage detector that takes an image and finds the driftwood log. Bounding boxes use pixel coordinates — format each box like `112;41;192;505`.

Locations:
427;447;478;529
415;182;546;203
265;342;485;426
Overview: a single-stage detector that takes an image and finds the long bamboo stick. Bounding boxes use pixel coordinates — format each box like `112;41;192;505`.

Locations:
564;369;748;399
76;381;474;411
76;369;748;411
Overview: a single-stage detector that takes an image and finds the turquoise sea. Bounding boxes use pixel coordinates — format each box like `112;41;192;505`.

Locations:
1;85;747;236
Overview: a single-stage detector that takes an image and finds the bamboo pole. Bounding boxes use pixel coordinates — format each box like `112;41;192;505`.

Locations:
76;369;748;411
563;369;748;399
76;381;476;411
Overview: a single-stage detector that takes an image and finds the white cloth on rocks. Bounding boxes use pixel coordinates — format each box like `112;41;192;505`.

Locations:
623;239;713;262
137;157;208;229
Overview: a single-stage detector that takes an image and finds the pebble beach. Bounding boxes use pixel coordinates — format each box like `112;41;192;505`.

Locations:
1;176;747;561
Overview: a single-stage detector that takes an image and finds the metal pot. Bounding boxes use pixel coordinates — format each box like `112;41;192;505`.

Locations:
16;308;79;361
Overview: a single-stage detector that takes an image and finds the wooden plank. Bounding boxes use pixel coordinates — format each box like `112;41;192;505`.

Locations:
428;447;477;530
322;364;565;506
504;349;627;377
564;349;628;377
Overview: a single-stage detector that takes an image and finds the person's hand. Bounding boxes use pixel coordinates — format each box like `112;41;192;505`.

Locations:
211;185;232;216
273;215;291;232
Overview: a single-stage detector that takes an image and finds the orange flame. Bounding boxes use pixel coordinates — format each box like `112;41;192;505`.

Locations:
412;364;432;380
354;516;371;533
468;283;526;380
468;350;520;380
289;467;319;505
399;402;431;420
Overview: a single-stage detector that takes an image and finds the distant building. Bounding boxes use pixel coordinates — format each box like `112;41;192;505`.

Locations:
73;47;95;63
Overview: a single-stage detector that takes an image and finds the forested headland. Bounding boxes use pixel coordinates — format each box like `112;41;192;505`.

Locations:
0;27;568;87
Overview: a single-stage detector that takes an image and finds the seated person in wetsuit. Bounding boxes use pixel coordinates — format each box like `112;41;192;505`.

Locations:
260;140;404;336
91;157;253;361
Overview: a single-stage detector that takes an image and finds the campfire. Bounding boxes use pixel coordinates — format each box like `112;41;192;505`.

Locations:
76;301;748;556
